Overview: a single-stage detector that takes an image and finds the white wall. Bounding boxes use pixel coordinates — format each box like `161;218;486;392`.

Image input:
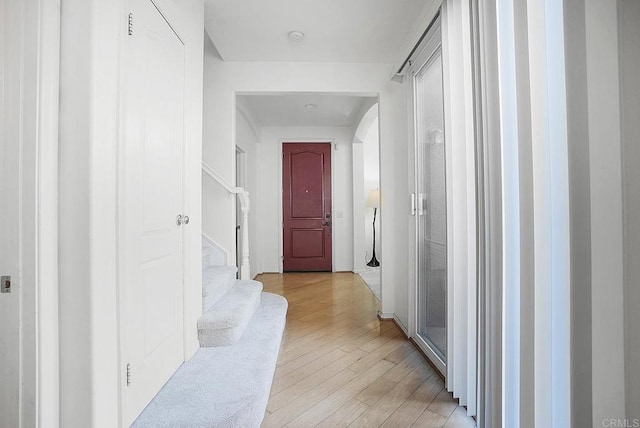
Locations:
258;127;354;273
202;52;407;315
1;2;23;425
391;87;410;327
202;36;237;264
58;1;204;426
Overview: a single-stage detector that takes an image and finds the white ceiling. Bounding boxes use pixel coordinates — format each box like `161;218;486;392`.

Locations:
204;0;433;63
238;93;376;127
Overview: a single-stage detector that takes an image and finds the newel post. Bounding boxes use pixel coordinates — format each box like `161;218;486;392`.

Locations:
239;191;251;280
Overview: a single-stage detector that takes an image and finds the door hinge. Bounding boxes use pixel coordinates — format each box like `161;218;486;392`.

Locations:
1;276;11;293
126;363;132;386
128;13;134;36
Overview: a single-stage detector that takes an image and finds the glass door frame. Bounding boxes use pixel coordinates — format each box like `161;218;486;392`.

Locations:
407;15;447;377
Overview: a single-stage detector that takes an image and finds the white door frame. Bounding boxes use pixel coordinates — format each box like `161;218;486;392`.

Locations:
1;1;60;426
278;139;336;273
406;17;447;376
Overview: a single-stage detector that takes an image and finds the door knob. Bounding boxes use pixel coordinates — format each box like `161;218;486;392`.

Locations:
176;214;189;226
183;215;190;225
323;221;331;227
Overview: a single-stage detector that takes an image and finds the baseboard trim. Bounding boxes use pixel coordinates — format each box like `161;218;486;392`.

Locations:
377;311;445;382
392;316;409;337
409;337;446;382
377;311;394;320
377;312;409;338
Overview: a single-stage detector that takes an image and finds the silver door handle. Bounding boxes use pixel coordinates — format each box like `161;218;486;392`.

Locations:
176;214;189;226
183;215;190;225
410;193;416;216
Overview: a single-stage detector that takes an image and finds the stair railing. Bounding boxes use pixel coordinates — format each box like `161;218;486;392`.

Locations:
202;161;250;280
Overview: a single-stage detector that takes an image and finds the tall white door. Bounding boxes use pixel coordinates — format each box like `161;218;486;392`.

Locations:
119;0;186;424
414;48;447;367
408;18;448;377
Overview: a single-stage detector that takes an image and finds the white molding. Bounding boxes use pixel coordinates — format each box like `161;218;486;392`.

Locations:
1;1;61;426
377;311;395;319
36;0;61;425
393;315;409;336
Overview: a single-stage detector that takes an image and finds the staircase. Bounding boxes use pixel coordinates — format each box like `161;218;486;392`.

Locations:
198;236;274;348
132;237;288;427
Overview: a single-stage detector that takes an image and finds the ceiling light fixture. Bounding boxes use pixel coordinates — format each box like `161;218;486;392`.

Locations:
304;103;317;109
288;31;305;42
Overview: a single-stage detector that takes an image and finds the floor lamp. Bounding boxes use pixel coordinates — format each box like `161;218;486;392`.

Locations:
366;189;380;267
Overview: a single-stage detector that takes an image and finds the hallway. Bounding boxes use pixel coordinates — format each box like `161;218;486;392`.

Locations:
259;273;475;427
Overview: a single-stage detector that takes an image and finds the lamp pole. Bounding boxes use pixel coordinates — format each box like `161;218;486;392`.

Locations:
367;207;380;267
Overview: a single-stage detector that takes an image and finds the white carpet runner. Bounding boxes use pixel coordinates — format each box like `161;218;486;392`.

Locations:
130;236;288;427
132;292;287;428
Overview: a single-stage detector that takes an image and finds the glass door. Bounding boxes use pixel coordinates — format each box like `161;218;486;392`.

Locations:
414;46;447;369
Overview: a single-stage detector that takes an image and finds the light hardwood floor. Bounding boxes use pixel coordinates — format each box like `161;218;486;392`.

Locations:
259;272;476;428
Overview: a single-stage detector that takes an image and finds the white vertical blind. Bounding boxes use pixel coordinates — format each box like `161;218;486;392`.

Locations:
479;0;572;425
441;0;478;417
495;0;522;426
526;0;571;425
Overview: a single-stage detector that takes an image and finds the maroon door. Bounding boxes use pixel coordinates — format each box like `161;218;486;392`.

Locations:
283;143;332;272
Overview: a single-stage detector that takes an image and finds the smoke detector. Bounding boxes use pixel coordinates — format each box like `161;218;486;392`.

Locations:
288;31;305;42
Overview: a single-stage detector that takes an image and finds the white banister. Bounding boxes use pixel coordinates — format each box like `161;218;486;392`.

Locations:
237;192;250;280
202;162;251;280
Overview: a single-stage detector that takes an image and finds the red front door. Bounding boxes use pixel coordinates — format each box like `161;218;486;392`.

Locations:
283;143;332;272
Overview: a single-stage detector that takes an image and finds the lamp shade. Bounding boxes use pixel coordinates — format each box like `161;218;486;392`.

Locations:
366;189;380;208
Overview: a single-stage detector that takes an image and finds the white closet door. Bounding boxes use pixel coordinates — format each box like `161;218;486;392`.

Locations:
119;0;186;424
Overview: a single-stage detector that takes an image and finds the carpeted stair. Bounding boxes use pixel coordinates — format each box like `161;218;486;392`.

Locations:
132;236;287;427
198;274;263;347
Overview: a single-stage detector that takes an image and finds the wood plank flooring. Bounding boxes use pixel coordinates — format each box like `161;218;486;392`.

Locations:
258;272;476;428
